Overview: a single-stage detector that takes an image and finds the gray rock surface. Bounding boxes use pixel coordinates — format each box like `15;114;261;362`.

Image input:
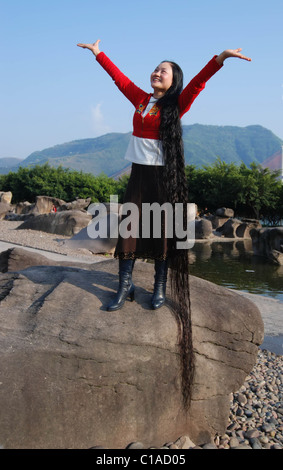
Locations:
195;218;213;239
0;191;12;205
251;227;283;265
217;218;261;239
215;207;234;218
0;254;264;449
0;202;12;220
0;247;89;272
16;210;92;236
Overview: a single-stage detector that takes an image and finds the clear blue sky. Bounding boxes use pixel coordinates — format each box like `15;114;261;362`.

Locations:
1;0;283;159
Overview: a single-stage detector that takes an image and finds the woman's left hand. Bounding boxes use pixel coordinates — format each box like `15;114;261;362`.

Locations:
216;48;252;65
77;39;101;57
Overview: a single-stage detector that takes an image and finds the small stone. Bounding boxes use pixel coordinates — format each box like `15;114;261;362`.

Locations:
201;443;218;449
259;435;269;444
227;422;238;431
214;435;220;446
250;438;262;449
229;437;240;448
244;429;260;439
233;444;252;449
271;443;283;449
174;435;196;449
236;393;247;405
236;430;245;440
220;437;229;446
127;442;145;449
261;423;274;433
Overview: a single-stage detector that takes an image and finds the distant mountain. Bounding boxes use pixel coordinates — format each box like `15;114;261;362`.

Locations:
0;157;23;174
19;133;132;177
182;124;283;167
6;124;283;177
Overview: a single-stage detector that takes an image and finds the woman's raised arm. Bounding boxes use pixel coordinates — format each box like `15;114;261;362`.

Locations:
77;39;148;108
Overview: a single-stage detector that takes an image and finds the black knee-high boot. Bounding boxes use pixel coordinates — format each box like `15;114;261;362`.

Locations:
107;259;135;311
151;259;168;310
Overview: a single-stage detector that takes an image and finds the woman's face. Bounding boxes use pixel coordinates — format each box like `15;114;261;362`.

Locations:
150;62;173;96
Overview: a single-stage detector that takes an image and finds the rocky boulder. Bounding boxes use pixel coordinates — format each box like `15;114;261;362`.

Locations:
0;251;264;449
15;201;33;215
65;202;122;254
14;196;65;216
215;207;234;218
204;208;234;231
216;217;261;239
0;247;88;273
16;210;92;236
0;202;12;220
60;198;91;212
14;196;91;218
195;218;213;239
0;191;12;205
33;195;66;214
250;227;283;265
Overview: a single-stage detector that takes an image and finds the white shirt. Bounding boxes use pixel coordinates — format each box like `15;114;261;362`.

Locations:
124;97;165;166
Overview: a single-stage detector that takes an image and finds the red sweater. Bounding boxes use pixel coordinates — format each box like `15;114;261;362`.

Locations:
96;52;222;140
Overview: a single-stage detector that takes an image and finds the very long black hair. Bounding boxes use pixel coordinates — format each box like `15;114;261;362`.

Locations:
157;61;195;410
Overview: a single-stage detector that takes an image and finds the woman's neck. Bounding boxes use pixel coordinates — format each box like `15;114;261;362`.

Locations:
152;90;166;99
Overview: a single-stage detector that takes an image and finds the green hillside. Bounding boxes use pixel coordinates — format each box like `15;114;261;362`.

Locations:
10;124;283;177
182;124;282;167
21;133;132;176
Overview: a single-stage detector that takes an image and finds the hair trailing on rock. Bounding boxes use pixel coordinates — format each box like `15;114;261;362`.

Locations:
157;60;195;410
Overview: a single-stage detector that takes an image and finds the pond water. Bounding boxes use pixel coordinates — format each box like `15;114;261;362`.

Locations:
188;239;283;303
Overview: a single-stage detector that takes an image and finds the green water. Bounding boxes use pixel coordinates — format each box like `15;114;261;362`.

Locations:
189;239;283;303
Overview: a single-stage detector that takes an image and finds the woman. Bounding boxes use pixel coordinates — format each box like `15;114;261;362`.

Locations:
77;40;251;408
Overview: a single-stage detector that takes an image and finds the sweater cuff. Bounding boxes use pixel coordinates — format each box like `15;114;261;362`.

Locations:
96;51;104;63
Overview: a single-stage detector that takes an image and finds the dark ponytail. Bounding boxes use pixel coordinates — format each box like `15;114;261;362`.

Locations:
158;61;195;410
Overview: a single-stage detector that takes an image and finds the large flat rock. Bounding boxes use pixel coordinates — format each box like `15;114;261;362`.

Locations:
0;254;264;448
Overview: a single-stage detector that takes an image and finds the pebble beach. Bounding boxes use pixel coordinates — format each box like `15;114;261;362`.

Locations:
0;219;282;450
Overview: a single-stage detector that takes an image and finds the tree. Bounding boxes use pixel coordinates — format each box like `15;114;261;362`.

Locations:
186;159;282;221
0;164;122;204
186;159;242;212
1;161;282;224
237;162;281;219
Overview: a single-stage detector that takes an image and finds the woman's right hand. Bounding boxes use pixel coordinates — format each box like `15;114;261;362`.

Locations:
77;39;101;57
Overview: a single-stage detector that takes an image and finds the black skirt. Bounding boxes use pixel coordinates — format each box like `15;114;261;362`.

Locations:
114;163;172;260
